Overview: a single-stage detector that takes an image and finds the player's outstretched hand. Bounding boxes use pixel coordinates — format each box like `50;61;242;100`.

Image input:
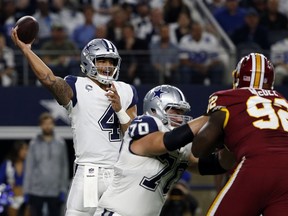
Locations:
11;27;33;51
106;82;121;112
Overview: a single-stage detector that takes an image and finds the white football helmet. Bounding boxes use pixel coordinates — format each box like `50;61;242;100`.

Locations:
80;38;121;85
143;85;192;130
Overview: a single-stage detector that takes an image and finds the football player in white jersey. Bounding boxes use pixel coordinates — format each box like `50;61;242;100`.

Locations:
11;29;138;216
96;85;208;216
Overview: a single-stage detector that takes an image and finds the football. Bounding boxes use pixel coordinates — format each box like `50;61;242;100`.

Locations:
15;16;39;44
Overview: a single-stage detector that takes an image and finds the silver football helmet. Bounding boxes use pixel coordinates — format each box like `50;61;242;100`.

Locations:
143;85;192;130
80;38;121;85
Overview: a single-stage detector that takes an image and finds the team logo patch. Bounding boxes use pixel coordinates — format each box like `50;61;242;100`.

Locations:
85;85;93;92
152;89;166;99
89;168;94;174
243;76;250;81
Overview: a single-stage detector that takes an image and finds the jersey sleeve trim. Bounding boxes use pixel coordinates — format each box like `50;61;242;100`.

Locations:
64;75;77;107
220;107;229;128
128;85;138;109
128;115;158;140
128;115;159;155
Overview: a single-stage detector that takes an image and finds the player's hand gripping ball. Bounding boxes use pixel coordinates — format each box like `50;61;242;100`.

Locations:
14;16;39;44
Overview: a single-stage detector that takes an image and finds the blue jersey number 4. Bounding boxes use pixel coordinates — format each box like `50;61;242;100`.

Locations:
98;105;121;142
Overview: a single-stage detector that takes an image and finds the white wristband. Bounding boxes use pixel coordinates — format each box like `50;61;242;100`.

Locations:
116;108;131;124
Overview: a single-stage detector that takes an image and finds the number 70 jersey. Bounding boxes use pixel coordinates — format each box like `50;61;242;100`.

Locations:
98;115;191;216
207;87;288;162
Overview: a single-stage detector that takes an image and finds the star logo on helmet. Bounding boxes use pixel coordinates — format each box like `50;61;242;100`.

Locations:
152;89;166;99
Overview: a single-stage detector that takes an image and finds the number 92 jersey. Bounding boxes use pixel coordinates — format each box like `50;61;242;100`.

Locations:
97;115;191;216
207;87;288;162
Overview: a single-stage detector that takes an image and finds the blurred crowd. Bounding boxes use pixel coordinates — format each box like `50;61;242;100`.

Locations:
0;0;288;87
0;112;69;216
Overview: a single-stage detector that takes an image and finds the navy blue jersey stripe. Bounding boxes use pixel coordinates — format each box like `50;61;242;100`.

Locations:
128;115;158;140
64;75;77;107
128;84;138;109
101;209;114;216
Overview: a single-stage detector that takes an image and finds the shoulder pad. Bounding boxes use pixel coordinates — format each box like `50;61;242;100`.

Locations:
128;115;159;140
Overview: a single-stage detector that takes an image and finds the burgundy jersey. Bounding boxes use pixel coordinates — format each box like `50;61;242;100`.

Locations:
206;88;288;216
207;87;288;161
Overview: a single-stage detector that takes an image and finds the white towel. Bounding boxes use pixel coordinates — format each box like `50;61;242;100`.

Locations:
83;165;99;207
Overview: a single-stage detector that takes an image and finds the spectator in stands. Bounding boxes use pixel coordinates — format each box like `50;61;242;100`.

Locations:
270;37;288;85
277;0;288;18
40;22;80;79
260;0;288;31
178;21;226;85
120;1;135;21
231;7;270;51
205;0;225;14
32;0;60;45
23;112;69;216
163;0;191;24
240;0;267;17
52;0;84;38
91;0;118;26
95;25;108;39
213;0;247;37
149;23;179;84
0;33;17;87
169;11;192;45
130;1;153;43
15;0;37;18
116;23;150;85
0;0;19;47
0;140;29;216
72;4;96;49
148;7;165;44
106;6;129;44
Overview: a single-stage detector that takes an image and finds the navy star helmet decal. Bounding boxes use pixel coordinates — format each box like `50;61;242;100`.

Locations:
152;89;167;99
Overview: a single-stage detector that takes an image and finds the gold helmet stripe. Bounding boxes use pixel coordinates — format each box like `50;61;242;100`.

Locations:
250;53;264;88
259;54;265;88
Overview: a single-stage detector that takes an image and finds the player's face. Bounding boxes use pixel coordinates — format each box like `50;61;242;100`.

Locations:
166;107;186;127
40;118;55;136
95;58;116;77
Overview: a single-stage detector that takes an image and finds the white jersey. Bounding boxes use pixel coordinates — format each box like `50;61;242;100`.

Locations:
178;32;227;66
64;76;138;167
97;115;192;216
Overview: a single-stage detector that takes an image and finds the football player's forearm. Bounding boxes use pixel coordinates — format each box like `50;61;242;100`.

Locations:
162;115;208;152
131;131;167;156
22;47;56;85
187;115;209;135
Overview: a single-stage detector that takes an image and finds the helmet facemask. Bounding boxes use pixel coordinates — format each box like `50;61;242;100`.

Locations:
92;57;120;85
164;105;193;130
